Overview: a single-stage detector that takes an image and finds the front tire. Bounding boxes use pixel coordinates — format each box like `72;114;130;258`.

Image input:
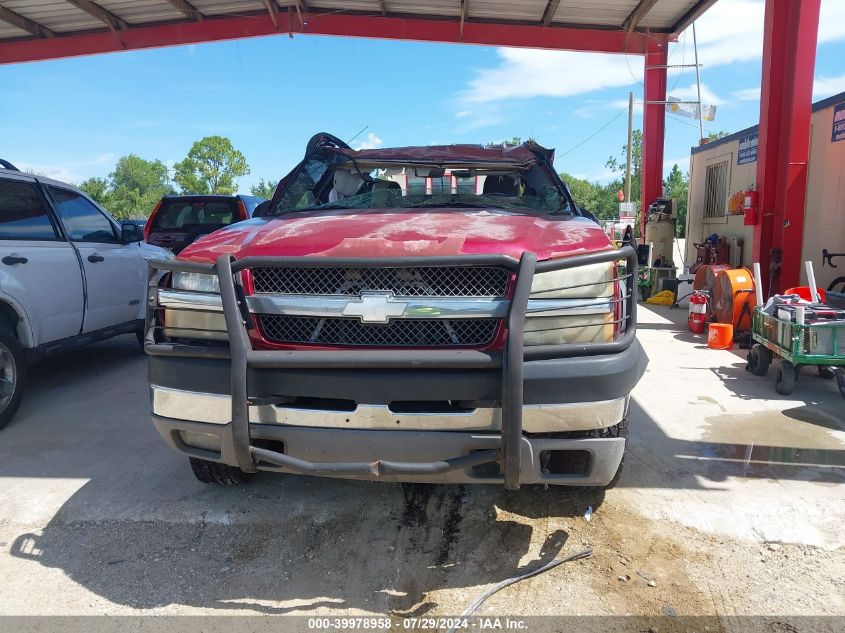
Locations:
776;361;796;395
0;328;26;430
189;457;254;485
749;344;772;376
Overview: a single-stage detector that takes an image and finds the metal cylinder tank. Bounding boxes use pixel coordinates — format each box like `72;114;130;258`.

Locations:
646;216;675;268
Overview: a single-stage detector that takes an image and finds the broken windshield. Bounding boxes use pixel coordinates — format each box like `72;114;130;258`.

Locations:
269;160;574;216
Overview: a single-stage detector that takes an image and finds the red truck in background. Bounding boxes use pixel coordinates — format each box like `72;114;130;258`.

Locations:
144;133;646;490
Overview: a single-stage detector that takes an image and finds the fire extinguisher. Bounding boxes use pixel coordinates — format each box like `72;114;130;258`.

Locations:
743;187;758;226
688;291;709;334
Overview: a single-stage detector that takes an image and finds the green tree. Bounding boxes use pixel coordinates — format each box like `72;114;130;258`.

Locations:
488;136;523;146
605;129;642;204
705;130;730;142
663;163;689;237
174;136;249;195
560;173;599;214
108;154;172;218
559;172;625;222
78;177;111;207
250;178;277;199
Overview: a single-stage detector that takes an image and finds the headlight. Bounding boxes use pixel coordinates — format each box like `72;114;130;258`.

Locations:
171;271;220;293
529;262;614;298
525;262;616;346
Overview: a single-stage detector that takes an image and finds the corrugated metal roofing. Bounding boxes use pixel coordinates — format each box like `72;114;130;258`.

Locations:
0;0;717;43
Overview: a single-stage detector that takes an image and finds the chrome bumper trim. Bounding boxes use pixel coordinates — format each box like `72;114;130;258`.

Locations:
150;385;626;433
156;289;611;320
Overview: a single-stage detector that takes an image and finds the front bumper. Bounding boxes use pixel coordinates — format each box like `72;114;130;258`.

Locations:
145;247;643;489
152;416;627;486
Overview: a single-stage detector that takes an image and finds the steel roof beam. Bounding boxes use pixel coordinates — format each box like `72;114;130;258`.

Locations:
163;0;203;21
293;0;305;28
0;5;55;38
261;0;279;28
540;0;559;27
64;0;128;33
622;0;659;31
670;0;719;35
0;11;663;65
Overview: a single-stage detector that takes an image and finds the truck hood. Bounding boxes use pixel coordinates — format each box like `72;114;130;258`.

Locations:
178;208;612;262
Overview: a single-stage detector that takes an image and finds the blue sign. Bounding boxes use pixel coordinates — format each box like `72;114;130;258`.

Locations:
737;133;758;165
832;102;845;143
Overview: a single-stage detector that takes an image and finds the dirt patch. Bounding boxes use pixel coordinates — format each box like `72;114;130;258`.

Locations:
2;483;842;618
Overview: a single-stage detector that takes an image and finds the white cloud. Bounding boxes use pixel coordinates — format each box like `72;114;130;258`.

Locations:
455;0;845;106
813;73;845;100
689;0;845;67
15;153;115;184
458;49;642;104
455;110;470;118
733;86;761;102
729;73;845;105
354;133;383;150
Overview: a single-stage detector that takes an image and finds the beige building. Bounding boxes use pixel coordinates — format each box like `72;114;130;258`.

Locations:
684;91;845;290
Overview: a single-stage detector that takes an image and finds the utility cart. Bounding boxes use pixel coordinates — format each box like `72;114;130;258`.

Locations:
746;307;845;398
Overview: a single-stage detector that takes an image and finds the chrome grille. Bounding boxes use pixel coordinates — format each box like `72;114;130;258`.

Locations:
251;266;509;297
258;316;499;347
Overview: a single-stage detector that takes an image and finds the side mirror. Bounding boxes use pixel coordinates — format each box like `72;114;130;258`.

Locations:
252;200;271;217
121;222;143;243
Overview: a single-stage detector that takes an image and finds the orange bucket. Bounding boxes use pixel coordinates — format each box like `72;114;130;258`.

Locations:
707;323;734;350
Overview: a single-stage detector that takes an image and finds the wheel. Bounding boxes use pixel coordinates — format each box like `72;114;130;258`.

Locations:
817;366;836;379
776;361;796;395
748;344;772;376
189;457;254;485
836;370;845;400
0;327;26;430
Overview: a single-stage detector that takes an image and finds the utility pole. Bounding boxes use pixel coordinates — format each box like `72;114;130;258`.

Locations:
625;91;633;202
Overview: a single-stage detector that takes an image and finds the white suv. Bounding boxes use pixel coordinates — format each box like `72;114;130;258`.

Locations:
0;162;173;428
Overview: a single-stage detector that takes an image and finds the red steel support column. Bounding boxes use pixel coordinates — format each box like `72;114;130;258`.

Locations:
753;0;820;295
641;40;668;239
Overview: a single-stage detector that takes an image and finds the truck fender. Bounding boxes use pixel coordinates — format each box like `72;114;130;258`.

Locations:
0;289;35;349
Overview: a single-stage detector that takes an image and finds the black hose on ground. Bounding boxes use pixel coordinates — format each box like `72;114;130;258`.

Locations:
447;547;593;632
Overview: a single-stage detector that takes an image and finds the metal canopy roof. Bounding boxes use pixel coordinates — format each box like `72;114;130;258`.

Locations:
0;1;718;63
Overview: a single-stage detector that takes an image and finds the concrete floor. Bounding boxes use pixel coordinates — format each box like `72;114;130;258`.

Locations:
0;306;843;620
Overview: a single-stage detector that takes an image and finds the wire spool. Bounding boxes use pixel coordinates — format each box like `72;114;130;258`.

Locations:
712;268;757;331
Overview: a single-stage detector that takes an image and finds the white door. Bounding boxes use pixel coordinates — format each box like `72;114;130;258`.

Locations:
46;186;146;333
0;176;84;344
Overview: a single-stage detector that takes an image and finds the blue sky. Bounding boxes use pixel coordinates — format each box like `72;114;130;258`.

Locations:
2;0;845;193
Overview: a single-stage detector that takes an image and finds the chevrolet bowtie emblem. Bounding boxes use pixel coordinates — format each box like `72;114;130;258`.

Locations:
342;292;408;323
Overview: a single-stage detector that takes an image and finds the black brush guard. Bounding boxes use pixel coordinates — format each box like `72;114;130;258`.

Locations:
146;246;638;490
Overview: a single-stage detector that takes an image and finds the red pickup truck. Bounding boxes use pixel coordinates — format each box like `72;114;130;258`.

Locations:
145;133;646;490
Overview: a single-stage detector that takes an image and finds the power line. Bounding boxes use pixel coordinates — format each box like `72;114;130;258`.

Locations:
556;106;629;159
